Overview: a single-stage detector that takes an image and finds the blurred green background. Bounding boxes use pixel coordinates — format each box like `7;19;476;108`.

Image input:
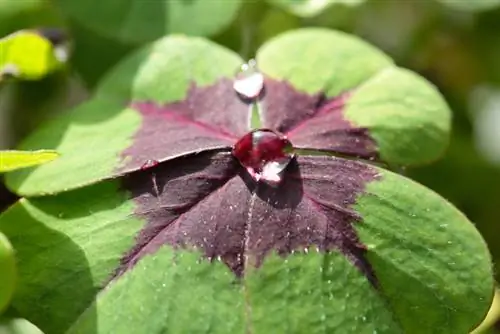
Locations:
0;0;499;330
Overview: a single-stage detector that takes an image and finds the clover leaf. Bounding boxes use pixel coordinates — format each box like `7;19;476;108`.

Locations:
0;28;493;334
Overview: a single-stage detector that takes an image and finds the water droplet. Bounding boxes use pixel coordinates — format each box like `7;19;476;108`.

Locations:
141;159;159;170
233;59;264;100
54;45;69;63
232;129;294;184
0;63;19;78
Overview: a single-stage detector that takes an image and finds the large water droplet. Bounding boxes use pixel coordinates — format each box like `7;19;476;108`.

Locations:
233;59;264;100
232;129;293;184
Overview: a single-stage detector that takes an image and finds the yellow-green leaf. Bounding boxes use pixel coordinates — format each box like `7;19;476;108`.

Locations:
0;29;68;81
0;150;59;173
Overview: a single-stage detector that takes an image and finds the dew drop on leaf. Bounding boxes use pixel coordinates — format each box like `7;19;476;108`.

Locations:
232;129;294;184
233;59;264;100
140;159;159;170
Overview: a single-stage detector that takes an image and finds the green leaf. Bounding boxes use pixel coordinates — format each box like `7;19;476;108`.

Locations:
0;29;68;81
0;0;43;20
0;232;16;313
54;0;242;44
268;0;365;17
257;28;451;166
0;150;59;173
437;0;500;12
5;36;242;196
0;316;44;334
0;165;493;333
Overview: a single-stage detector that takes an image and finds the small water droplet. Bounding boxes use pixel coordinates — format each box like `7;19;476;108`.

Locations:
141;159;159;170
1;63;20;78
54;45;70;63
233;59;264;100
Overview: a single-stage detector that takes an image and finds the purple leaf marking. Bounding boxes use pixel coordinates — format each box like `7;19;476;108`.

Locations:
121;79;249;172
117;76;383;282
261;79;378;159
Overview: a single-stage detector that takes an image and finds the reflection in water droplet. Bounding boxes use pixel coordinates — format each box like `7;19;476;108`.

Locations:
232;129;294;185
141;159;159;170
233;59;264;100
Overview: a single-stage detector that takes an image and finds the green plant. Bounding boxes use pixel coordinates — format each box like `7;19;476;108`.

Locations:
1;0;499;333
0;27;495;333
0;150;58;333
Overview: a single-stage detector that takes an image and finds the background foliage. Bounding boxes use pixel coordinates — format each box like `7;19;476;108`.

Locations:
0;0;499;332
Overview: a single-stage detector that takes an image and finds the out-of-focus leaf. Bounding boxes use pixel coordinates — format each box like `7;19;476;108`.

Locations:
0;0;42;20
268;0;365;17
255;8;300;48
0;29;68;81
437;0;500;12
0;1;64;39
54;0;242;45
0;150;59;173
0;316;44;334
0;232;15;313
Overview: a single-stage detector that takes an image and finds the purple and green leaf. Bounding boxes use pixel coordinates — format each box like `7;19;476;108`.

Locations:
0;29;493;333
